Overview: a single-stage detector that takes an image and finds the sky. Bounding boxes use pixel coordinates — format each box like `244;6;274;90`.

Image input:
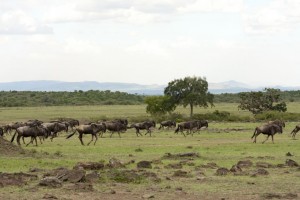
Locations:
1;0;300;87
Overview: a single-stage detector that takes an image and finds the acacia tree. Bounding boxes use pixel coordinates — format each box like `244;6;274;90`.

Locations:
238;88;287;114
144;96;176;116
164;76;214;117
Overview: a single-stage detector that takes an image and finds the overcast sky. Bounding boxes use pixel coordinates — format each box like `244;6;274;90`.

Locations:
1;0;300;87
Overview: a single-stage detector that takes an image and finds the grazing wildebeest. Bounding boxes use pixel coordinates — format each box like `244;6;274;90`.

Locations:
251;123;283;143
66;123;104;145
174;121;200;137
104;121;127;138
158;120;176;130
290;125;300;139
11;125;49;146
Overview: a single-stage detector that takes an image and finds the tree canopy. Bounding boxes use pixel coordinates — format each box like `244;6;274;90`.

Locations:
144;96;176;116
238;88;287;114
164;76;214;117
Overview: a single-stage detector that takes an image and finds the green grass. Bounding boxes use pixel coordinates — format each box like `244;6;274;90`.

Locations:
0;104;299;199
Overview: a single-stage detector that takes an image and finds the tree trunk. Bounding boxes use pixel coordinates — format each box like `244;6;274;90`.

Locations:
190;103;193;118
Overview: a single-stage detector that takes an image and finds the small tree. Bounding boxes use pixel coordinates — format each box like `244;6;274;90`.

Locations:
144;96;176;116
164;76;214;117
238;88;287;114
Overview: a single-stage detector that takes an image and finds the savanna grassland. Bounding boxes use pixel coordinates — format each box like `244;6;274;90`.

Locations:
0;103;300;200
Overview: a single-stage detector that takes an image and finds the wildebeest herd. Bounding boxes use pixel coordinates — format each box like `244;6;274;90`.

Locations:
0;118;299;146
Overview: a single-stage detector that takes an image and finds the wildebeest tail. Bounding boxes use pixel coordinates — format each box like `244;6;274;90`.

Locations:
66;131;76;139
11;131;17;143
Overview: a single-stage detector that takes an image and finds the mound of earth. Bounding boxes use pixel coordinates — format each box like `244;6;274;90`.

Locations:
0;137;25;156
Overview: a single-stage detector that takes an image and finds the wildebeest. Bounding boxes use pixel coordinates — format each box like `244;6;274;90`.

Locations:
268;119;285;128
67;119;80;130
129;120;156;137
66;123;105;145
11;125;49;146
174;120;202;137
112;119;128;126
290;124;300;139
41;122;68;141
251;123;283;143
158;120;176;130
104;121;127;138
3;122;26;134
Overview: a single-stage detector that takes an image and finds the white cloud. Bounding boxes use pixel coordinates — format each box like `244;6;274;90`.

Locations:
243;0;300;34
0;10;52;34
126;40;169;57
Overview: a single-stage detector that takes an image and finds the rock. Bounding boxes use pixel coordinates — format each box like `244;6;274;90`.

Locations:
173;170;188;177
74;162;104;170
39;177;62;188
85;171;100;183
67;169;86;183
216;168;230;176
251;169;269;177
107;158;125;168
142;194;155;199
164;163;182;169
237;160;253;168
43;193;58;199
230;165;242;173
286;152;293;157
286;159;299;167
137;161;152;169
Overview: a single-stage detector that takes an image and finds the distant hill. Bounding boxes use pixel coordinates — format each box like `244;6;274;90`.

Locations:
0;80;299;95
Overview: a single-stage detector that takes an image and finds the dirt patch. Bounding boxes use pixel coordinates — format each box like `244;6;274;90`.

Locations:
162;152;199;160
0;137;26;156
0;172;38;187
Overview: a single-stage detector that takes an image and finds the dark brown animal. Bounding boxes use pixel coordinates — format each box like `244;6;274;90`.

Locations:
251;124;283;143
268;120;285;128
66;123;103;145
11;125;49;146
174;121;199;137
290;125;300;139
129;120;155;137
104;122;127;138
159;120;176;130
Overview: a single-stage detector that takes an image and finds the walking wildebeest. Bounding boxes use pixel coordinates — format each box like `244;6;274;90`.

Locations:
158;120;176;130
290;124;300;139
174;120;200;137
66;123;105;145
129;120;156;137
11;125;49;146
251;123;283;143
104;121;127;138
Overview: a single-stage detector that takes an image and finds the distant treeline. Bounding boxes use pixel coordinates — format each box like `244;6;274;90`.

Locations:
214;90;300;103
0;90;145;107
0;90;299;107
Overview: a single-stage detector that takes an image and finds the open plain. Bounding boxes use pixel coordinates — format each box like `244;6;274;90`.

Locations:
0;104;299;200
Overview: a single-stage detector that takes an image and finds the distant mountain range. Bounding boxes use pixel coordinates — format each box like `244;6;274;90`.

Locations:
0;80;299;95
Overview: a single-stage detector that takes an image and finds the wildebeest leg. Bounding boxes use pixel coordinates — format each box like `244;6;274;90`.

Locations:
87;134;94;146
110;132;114;138
38;136;43;144
79;133;84;145
16;135;22;146
93;134;98;145
271;135;274;143
34;137;38;146
253;133;260;143
26;137;33;146
262;135;270;144
118;131;121;138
